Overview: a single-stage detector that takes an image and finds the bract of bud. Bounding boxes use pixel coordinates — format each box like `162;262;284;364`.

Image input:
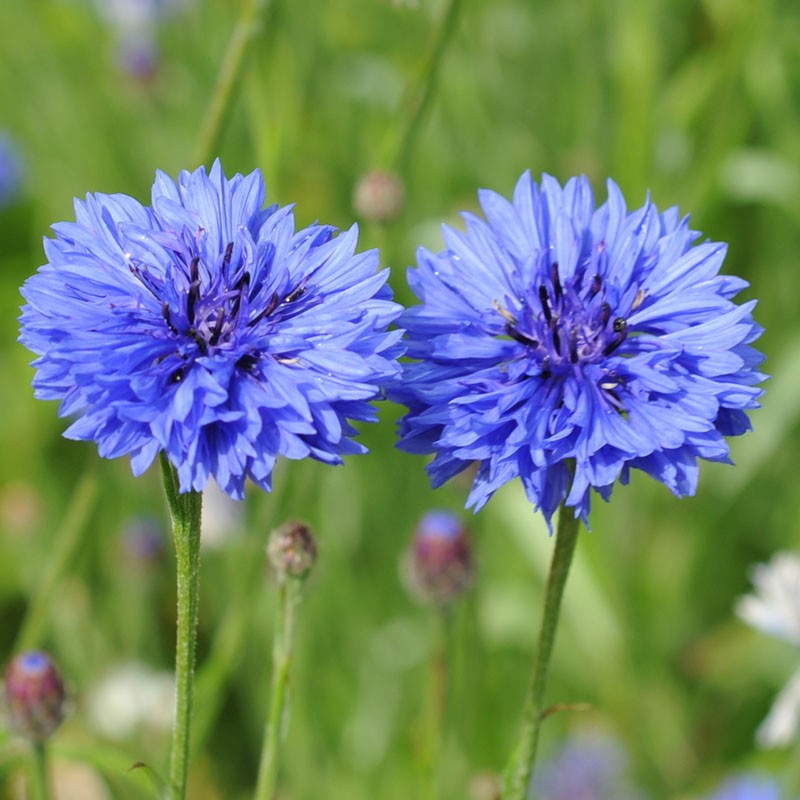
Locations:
406;510;474;606
267;521;318;581
4;651;66;742
121;515;165;565
353;170;405;224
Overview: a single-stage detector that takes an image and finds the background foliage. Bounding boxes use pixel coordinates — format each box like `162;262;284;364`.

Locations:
0;0;799;797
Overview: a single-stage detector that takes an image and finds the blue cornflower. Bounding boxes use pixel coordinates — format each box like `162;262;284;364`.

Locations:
704;774;783;800
20;161;403;498
530;734;644;800
0;134;23;207
391;172;765;526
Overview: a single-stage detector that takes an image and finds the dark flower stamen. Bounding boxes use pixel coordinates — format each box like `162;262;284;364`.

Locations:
539;285;552;322
222;241;234;270
162;303;178;334
551;263;562;301
186;256;200;324
506;324;538;346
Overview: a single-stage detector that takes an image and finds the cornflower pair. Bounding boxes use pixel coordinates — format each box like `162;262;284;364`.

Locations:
19;162;764;520
17;161;765;800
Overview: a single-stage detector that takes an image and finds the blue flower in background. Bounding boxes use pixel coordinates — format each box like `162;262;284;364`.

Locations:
20;161;403;498
92;0;190;78
530;733;644;799
704;774;782;800
391;172;765;526
0;134;24;207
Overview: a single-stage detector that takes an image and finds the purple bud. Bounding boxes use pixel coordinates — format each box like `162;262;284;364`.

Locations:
267;521;318;580
117;34;161;81
407;511;474;606
4;651;66;742
353;170;405;223
121;515;165;565
0;133;24;207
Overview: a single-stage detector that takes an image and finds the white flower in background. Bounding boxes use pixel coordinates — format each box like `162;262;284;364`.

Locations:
87;663;174;741
200;479;244;550
736;552;800;747
93;0;188;29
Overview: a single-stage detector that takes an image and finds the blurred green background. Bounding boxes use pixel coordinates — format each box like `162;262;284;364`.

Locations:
0;0;799;797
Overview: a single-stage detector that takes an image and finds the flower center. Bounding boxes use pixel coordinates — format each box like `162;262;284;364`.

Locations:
129;238;310;384
498;257;634;379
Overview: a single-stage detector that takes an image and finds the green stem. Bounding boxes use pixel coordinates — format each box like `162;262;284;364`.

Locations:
423;607;451;800
255;577;301;800
15;468;98;651
782;727;800;798
193;0;272;166
30;742;49;800
394;0;463;173
501;508;581;800
160;454;203;800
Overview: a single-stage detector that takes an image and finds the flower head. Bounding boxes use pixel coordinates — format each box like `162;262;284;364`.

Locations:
268;520;318;580
20;161;403;498
736;552;800;748
737;552;800;646
404;510;474;605
87;662;173;741
4;651;66;742
704;773;783;800
0;133;24;207
530;733;643;800
391;172;765;526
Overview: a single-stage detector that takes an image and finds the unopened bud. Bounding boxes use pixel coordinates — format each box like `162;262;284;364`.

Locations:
4;651;66;741
121;516;164;566
406;511;474;605
353;170;405;223
268;521;317;580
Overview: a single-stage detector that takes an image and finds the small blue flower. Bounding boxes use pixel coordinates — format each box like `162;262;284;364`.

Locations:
704;774;782;800
391;172;765;527
0;134;24;207
530;734;644;800
20;161;403;498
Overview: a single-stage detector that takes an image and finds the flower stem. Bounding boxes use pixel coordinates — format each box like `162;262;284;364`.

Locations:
394;0;463;173
782;729;800;798
422;607;451;800
30;742;50;800
160;454;203;800
501;508;581;800
255;577;301;800
15;468;98;651
193;0;272;166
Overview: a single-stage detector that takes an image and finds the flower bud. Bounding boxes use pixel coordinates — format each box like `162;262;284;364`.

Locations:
267;521;317;580
121;515;165;565
4;651;66;741
406;510;474;606
353;170;405;223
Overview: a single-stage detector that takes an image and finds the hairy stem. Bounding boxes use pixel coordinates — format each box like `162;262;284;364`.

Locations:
30;742;50;800
501;509;581;799
255;577;301;800
161;454;203;800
